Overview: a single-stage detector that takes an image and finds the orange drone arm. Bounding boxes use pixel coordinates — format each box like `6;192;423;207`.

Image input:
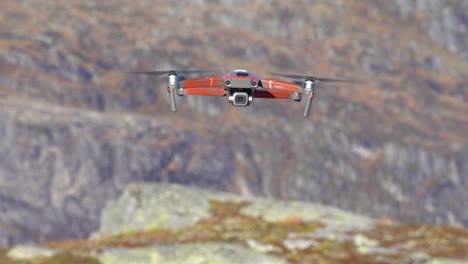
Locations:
254;89;291;99
261;78;301;93
182;87;226;97
180;76;224;88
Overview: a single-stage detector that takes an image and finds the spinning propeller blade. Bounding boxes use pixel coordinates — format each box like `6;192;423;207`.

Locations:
128;69;213;112
268;72;354;118
127;70;214;76
268;72;352;83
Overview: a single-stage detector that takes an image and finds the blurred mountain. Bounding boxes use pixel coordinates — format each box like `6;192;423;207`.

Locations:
0;0;467;245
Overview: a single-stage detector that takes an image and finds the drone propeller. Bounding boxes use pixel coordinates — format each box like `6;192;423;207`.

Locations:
268;72;353;118
268;72;352;83
128;69;215;112
127;70;214;76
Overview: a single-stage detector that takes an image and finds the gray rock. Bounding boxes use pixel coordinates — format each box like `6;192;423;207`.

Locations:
98;243;288;264
282;238;318;251
353;234;383;255
241;198;374;234
98;182;240;236
7;245;57;260
246;239;280;253
97;182;375;237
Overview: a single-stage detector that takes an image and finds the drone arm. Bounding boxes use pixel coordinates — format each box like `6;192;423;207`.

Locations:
260;78;301;93
179;76;224;88
254;89;291;99
180;87;226;97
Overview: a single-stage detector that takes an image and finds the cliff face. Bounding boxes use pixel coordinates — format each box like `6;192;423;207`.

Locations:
0;0;467;245
0;99;236;245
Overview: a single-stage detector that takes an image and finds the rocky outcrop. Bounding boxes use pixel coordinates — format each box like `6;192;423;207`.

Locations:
92;183;467;264
2;182;467;264
96;183;372;237
97;183;241;236
96;183;468;264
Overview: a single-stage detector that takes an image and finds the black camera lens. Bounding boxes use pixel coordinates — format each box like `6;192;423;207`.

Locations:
235;95;245;103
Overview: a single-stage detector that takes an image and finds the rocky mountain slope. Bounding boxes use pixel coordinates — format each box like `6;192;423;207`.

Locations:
0;97;237;245
2;183;468;264
0;0;467;245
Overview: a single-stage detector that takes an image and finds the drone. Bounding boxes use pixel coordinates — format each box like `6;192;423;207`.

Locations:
129;69;351;118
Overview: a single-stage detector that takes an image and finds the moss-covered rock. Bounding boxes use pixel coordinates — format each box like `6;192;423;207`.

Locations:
10;182;461;264
93;182;468;264
240;198;374;234
97;183;242;236
97;182;374;238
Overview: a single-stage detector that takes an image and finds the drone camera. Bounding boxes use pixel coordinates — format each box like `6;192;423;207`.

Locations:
232;92;249;106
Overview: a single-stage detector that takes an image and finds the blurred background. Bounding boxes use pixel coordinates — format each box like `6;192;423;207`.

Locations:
0;0;467;246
